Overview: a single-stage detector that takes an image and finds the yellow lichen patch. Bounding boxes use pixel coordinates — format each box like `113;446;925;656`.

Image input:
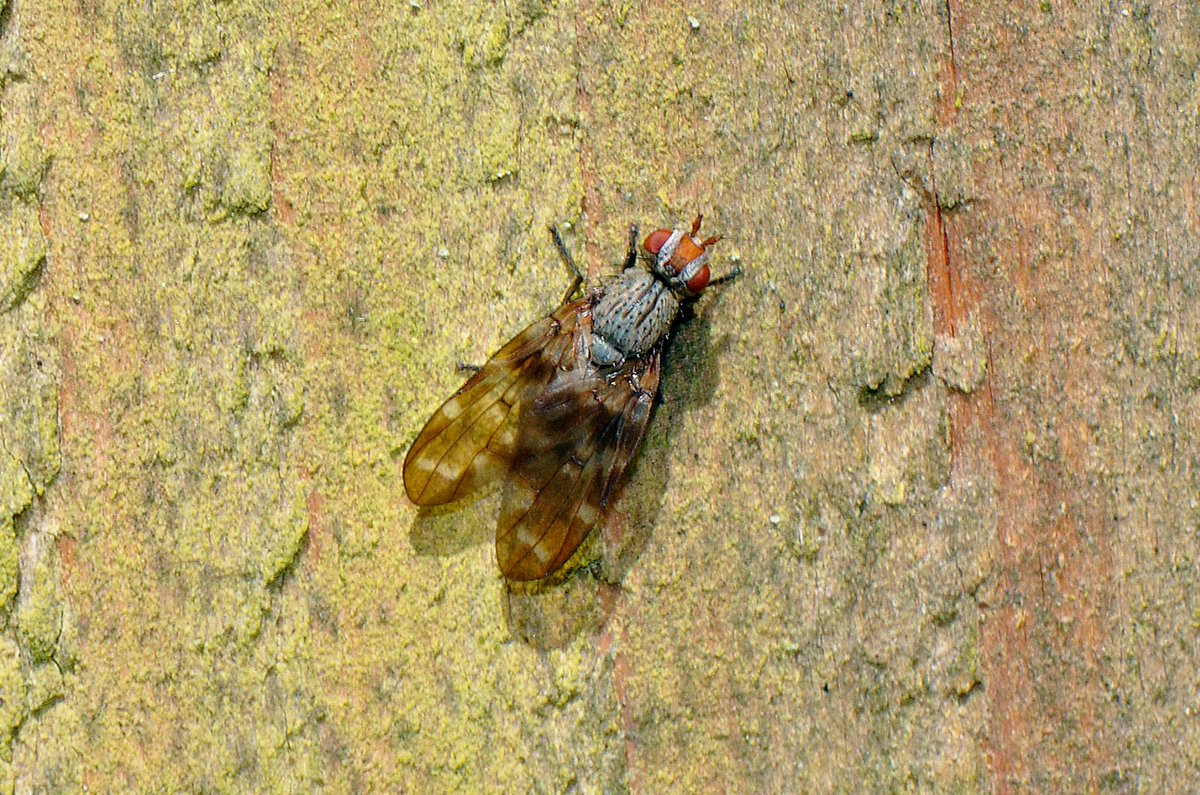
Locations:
0;519;17;614
0;636;26;749
0;203;45;313
0;318;61;495
0;451;33;522
16;551;62;664
0;119;47;199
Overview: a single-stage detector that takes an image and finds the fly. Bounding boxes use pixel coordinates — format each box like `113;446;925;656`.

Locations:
403;216;739;580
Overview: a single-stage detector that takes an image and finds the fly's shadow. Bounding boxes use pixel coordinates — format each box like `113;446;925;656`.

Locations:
595;282;736;585
408;486;496;560
504;572;619;649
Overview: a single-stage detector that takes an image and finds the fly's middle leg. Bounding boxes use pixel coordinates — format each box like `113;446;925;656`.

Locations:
549;225;584;304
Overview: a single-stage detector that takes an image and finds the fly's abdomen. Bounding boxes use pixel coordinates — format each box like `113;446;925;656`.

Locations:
591;270;679;365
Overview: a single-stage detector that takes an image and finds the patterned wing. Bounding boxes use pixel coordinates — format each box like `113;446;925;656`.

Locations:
403;300;591;506
496;350;663;580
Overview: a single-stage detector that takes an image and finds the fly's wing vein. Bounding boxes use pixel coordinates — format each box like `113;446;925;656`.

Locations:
496;351;662;580
403;301;589;506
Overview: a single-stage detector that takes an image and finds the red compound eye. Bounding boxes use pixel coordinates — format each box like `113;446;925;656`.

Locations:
642;229;672;256
685;263;710;294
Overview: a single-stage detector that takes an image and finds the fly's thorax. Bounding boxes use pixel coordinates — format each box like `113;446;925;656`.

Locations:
590;269;680;366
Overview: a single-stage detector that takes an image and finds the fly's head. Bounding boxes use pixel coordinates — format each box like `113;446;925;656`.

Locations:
642;215;723;299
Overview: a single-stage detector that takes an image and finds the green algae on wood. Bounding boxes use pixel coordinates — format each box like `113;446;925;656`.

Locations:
0;324;60;495
0;204;45;314
15;553;62;665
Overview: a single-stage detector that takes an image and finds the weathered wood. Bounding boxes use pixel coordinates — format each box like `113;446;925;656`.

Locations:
0;0;1192;791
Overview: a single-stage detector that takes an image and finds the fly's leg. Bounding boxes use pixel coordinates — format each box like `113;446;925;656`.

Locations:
549;225;584;304
622;223;639;271
709;264;744;288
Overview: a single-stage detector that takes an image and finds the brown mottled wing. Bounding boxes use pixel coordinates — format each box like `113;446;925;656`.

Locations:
403;300;591;506
496;350;662;580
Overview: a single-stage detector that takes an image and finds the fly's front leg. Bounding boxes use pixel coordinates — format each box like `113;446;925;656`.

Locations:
709;264;744;288
549;225;584;304
623;223;639;271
